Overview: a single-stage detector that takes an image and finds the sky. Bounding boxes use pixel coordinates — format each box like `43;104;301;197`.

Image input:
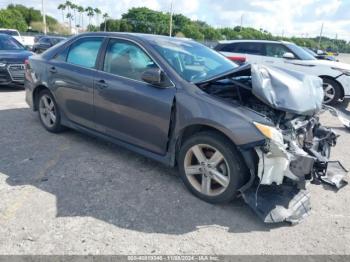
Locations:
2;0;350;40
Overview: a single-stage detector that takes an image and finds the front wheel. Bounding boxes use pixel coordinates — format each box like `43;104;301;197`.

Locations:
178;132;248;204
322;78;342;105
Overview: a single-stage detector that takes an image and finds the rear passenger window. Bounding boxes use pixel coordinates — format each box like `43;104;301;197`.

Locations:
218;43;237;52
265;44;290;58
235;43;264;55
66;37;103;68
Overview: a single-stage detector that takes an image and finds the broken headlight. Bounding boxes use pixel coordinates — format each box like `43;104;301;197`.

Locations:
253;122;284;145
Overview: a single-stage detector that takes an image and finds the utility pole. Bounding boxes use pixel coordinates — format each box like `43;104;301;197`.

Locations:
318;22;324;49
42;0;47;34
240;14;243;31
169;0;173;37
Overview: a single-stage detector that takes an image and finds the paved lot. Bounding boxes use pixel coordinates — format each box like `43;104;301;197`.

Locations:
0;85;350;255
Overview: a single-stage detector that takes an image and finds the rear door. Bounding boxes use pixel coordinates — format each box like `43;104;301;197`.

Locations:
93;38;176;155
47;36;104;129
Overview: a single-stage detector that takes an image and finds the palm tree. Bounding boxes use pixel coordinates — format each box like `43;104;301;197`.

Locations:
57;4;66;23
85;7;94;28
103;13;109;32
70;3;78;29
77;6;85;30
94;8;102;27
66;12;73;33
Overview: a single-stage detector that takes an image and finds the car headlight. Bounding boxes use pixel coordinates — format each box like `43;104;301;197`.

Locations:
254;122;284;144
0;63;6;68
331;67;350;76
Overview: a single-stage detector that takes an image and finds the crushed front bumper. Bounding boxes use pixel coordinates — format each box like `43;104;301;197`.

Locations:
241;123;348;224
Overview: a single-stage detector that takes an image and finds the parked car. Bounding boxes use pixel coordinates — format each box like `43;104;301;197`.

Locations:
0;29;34;49
32;36;67;53
215;40;350;105
0;34;33;87
34;35;45;43
302;47;339;62
25;33;346;223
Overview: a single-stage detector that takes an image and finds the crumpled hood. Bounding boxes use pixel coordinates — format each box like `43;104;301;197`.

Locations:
251;64;324;116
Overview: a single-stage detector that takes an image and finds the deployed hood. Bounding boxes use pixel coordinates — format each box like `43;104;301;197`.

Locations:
251;64;324;116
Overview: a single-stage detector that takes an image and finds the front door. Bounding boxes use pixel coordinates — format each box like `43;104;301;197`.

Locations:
94;38;176;155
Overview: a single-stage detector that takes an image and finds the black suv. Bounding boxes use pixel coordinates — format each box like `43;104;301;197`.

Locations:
0;34;33;87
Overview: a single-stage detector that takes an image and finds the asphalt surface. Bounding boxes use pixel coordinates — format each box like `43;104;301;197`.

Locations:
0;64;350;254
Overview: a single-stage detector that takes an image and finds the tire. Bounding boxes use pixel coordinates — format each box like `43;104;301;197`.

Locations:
178;131;249;204
37;89;64;133
322;78;342;105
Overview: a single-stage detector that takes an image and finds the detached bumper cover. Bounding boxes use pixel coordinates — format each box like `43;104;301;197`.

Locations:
242;184;311;224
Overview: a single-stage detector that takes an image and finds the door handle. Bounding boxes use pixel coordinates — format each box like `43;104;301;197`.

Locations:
96;79;108;89
49;66;57;73
265;60;274;63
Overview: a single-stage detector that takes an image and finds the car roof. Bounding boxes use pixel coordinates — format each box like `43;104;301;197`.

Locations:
73;32;194;44
218;39;294;45
42;36;66;39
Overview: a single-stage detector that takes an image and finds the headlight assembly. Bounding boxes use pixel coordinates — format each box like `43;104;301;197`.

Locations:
253;122;284;145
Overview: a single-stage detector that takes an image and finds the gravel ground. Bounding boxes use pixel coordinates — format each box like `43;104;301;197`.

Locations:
0;84;349;255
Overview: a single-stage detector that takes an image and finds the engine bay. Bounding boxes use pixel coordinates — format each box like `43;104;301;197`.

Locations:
197;64;349;224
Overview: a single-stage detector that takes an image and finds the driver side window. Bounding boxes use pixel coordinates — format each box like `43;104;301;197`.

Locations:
103;39;158;82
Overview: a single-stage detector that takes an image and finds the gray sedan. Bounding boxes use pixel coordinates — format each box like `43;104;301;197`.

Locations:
24;32;347;223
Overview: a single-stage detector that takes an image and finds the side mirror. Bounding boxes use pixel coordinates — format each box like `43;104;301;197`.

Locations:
141;68;165;87
282;52;295;60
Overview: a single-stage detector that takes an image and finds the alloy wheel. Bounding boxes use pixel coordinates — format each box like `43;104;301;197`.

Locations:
39;94;56;128
323;83;336;104
184;144;230;196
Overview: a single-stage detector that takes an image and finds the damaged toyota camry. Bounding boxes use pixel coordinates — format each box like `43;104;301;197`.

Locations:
24;33;348;224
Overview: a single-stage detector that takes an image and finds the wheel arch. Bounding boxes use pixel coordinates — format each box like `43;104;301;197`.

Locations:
174;124;240;166
32;84;51;111
319;75;345;99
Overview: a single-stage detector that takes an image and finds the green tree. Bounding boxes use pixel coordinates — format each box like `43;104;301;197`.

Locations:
182;24;204;41
0;9;27;31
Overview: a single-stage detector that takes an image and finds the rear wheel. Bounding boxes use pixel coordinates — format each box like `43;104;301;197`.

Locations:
178;132;248;204
38;90;64;133
322;78;342;105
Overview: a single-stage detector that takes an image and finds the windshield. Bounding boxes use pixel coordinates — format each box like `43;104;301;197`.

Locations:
286;44;316;60
151;38;238;83
0;36;25;50
302;47;317;57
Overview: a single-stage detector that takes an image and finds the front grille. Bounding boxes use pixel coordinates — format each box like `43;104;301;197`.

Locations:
7;64;25;82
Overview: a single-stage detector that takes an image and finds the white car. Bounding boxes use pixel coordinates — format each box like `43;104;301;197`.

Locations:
0;29;34;49
215;40;350;104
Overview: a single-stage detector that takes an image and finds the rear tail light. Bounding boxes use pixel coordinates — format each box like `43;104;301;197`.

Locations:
227;56;246;64
24;59;30;69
